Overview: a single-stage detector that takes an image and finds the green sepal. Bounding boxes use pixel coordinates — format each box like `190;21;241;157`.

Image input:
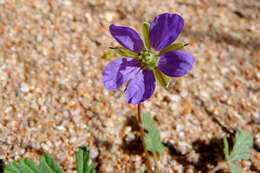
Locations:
110;47;138;58
142;21;150;49
159;43;187;56
153;67;170;88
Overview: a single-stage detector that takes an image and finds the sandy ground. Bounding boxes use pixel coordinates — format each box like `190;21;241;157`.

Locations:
0;0;259;172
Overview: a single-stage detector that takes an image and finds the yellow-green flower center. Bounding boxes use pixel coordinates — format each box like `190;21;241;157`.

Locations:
138;50;159;69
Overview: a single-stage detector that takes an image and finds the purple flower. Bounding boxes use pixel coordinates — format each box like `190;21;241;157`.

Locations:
103;13;196;104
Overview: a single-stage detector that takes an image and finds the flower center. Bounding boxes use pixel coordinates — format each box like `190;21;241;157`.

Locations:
138;50;159;69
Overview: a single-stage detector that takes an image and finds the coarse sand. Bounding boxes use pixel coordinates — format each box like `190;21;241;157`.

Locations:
0;0;259;172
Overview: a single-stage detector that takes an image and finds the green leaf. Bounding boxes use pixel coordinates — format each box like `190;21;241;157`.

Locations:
159;43;186;56
142;113;156;132
39;155;64;173
223;137;229;161
227;161;241;173
142;113;165;154
4;158;39;173
110;47;138;58
76;147;96;173
4;155;64;173
142;21;150;49
103;51;114;60
4;162;22;173
229;130;253;161
153;67;169;88
224;131;253;173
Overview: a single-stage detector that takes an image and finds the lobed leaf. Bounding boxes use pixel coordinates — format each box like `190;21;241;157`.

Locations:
39;155;64;173
227;162;241;173
76;147;96;173
224;130;253;173
4;158;39;173
229;130;253;161
142;113;165;154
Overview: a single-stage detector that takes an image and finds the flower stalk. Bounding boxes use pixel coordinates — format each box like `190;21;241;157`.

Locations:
152;151;160;173
137;104;153;173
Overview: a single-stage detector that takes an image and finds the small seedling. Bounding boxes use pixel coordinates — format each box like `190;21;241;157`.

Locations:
4;155;64;173
142;113;165;155
4;147;96;173
76;147;96;173
223;130;253;173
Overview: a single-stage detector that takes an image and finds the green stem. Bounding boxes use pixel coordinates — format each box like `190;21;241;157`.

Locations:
138;104;153;173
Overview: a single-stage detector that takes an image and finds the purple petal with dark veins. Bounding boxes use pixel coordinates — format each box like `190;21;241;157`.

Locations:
158;50;196;77
126;69;156;104
110;24;144;53
149;13;184;51
103;58;141;90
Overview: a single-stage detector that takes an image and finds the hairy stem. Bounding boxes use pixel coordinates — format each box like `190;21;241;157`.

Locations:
138;104;153;173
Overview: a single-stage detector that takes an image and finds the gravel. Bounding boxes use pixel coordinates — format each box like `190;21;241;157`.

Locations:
0;0;259;172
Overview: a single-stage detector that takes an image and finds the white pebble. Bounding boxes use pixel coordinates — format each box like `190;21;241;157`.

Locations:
90;147;99;159
20;82;29;93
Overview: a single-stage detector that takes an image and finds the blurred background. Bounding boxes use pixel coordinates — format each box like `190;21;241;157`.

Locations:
0;0;259;172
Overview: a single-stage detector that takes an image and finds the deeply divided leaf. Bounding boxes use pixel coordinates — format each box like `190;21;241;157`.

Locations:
144;129;165;154
4;158;39;173
142;113;156;132
224;130;253;173
229;130;253;161
76;147;96;173
227;162;241;173
39;155;64;173
142;113;165;154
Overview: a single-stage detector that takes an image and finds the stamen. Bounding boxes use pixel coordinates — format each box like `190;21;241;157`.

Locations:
138;50;159;69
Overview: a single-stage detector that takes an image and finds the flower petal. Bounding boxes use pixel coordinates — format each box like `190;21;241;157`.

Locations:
158;50;196;77
149;13;184;51
126;69;156;104
103;58;141;90
110;24;144;53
